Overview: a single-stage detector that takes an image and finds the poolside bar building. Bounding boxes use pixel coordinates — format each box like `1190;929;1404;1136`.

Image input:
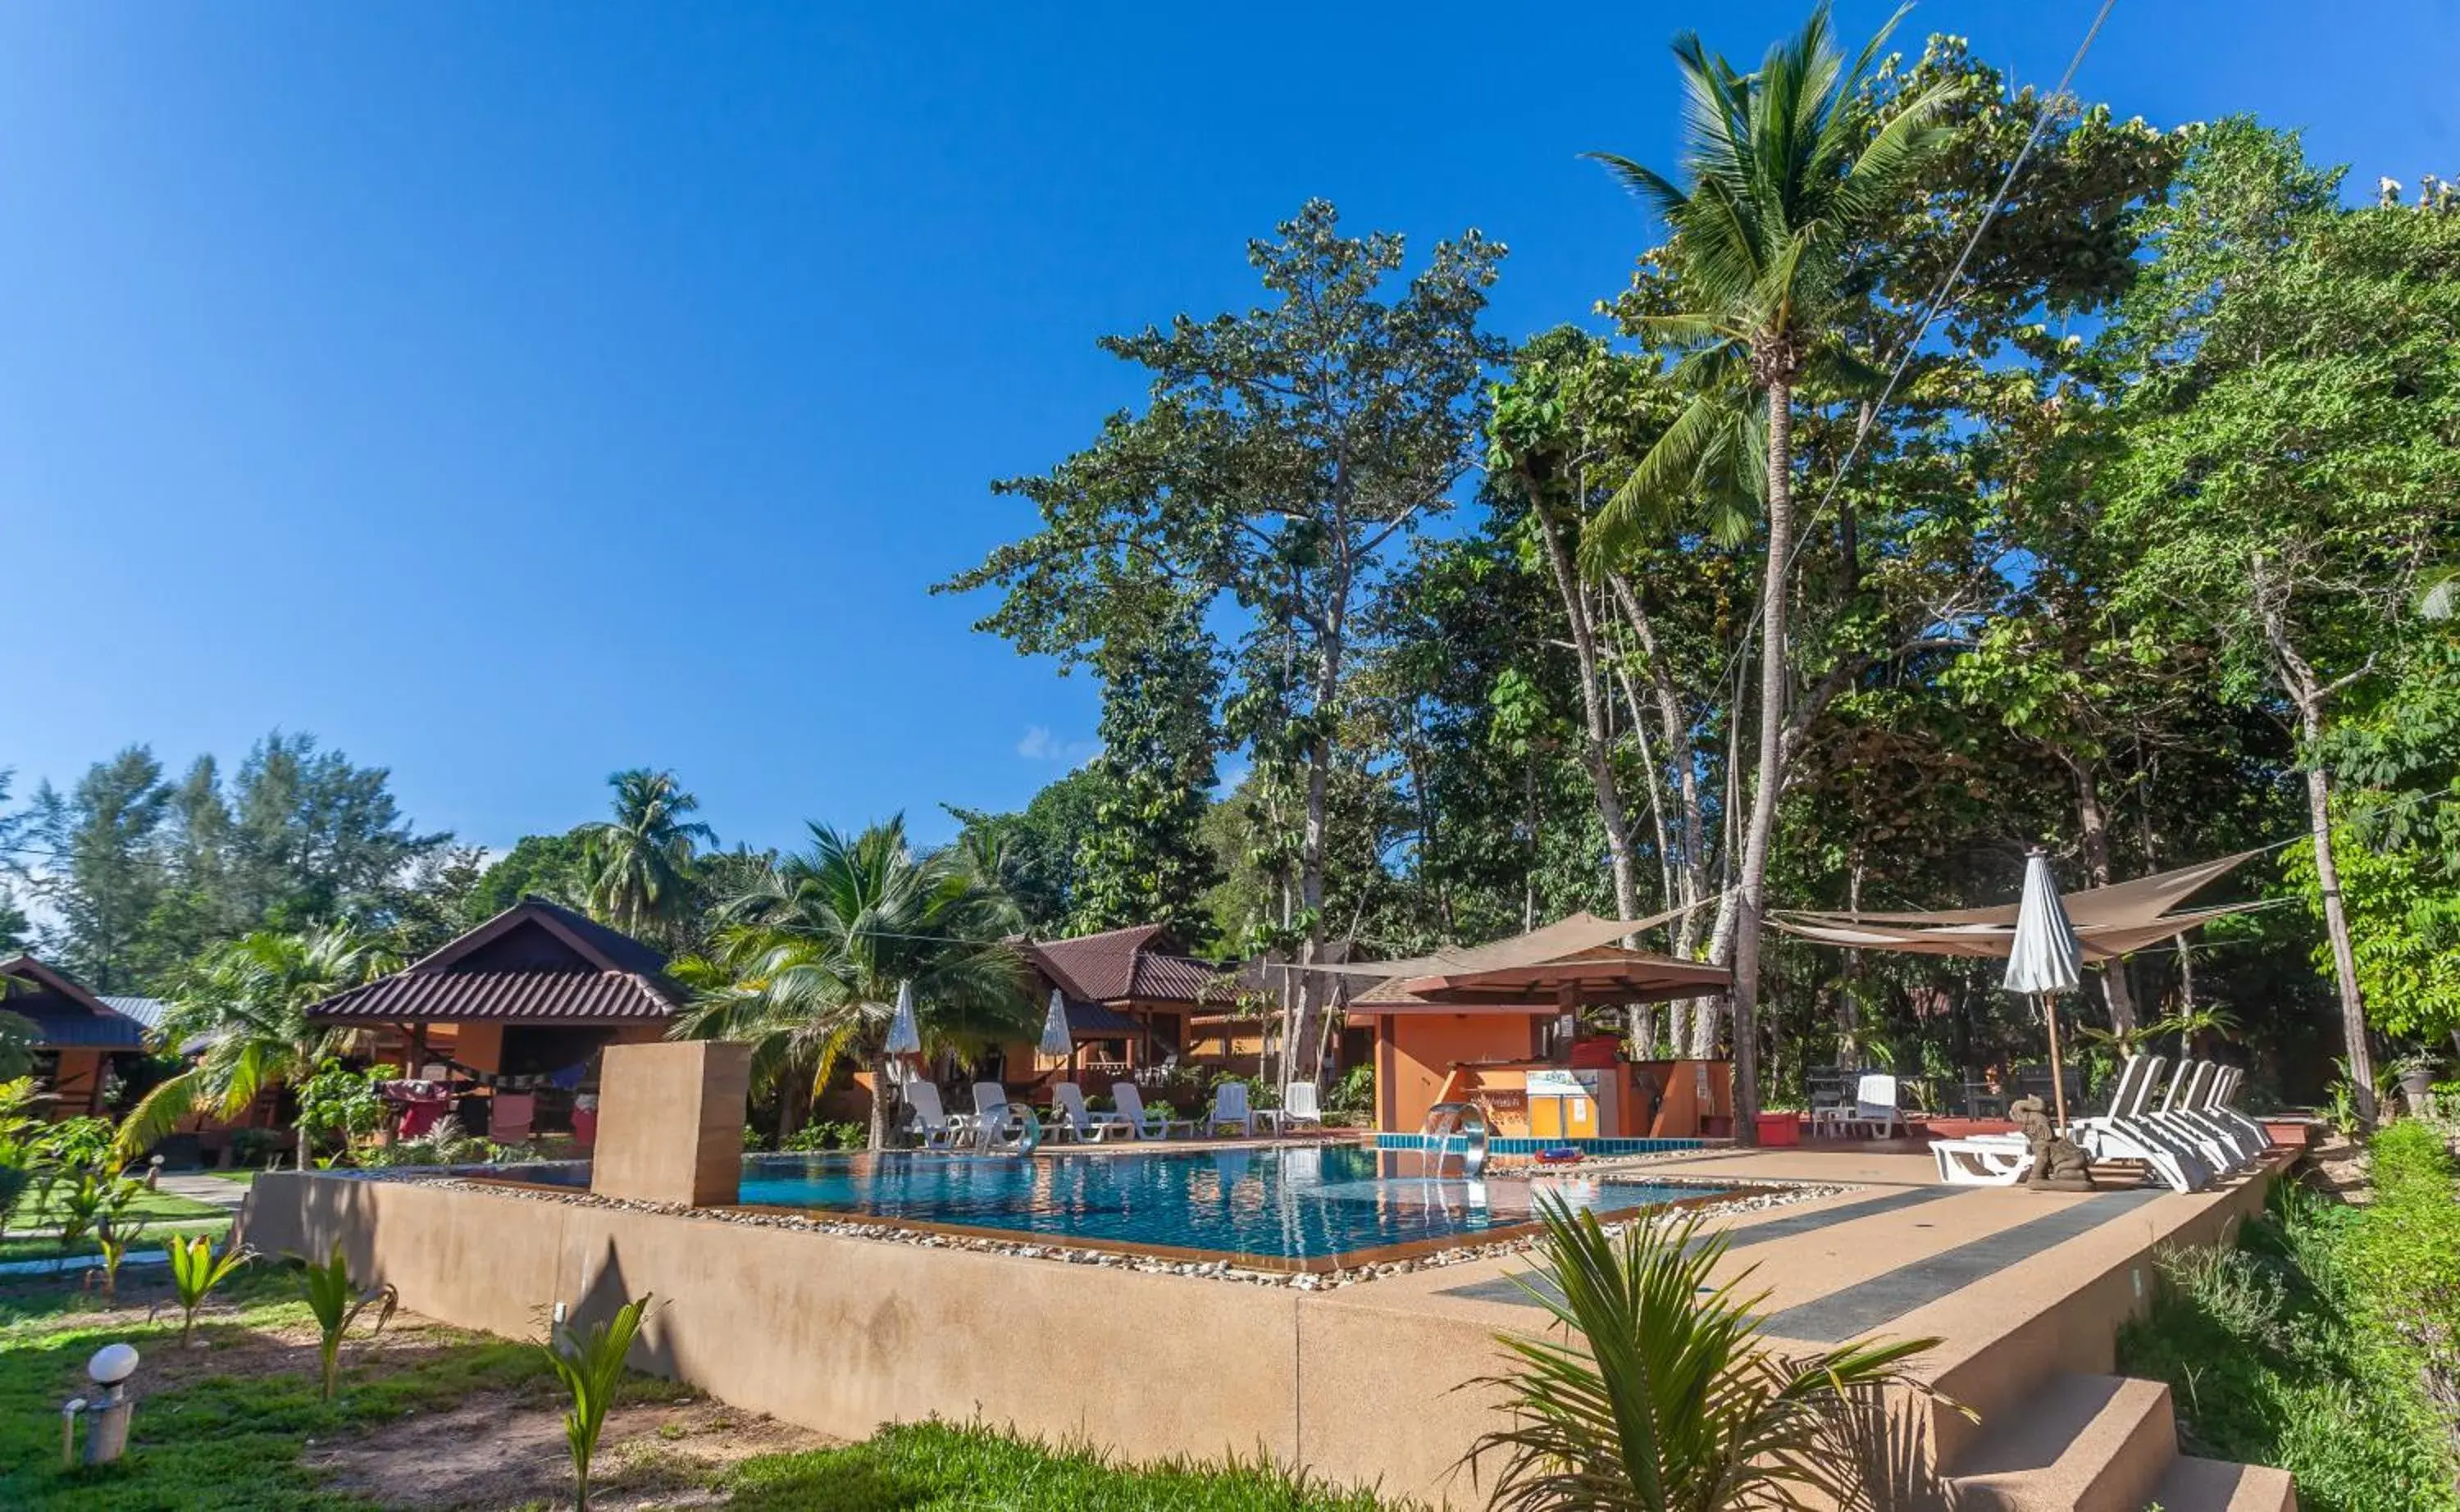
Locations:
1342;913;1737;1141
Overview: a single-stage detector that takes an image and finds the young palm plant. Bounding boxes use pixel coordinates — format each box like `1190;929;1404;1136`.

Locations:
290;1241;399;1400
1583;3;1963;1135
116;925;395;1164
1467;1197;1961;1510
168;1232;253;1344
672;816;1032;1147
544;1293;654;1511
93;1211;147;1299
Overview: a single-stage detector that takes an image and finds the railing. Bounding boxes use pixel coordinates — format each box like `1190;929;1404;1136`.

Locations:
975;1101;1044;1157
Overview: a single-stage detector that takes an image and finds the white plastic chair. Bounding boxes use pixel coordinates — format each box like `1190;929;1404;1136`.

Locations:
1208;1081;1255;1136
1274;1081;1325;1132
900;1082;971;1149
1850;1073;1904;1139
1110;1082;1193;1140
1048;1082;1131;1143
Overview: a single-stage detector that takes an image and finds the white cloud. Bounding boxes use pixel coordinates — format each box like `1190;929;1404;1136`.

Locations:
1016;726;1101;767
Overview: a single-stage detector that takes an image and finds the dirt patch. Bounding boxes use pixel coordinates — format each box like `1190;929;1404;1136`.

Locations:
303;1391;832;1510
2299;1132;2371;1202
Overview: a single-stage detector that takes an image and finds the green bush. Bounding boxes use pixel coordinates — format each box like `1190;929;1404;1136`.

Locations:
1327;1063;1374;1114
2345;1120;2460;1415
2119;1182;2459;1510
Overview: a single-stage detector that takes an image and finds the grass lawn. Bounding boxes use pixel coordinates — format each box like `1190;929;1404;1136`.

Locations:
0;1268;1400;1510
0;1218;232;1268
195;1169;262;1185
13;1185;230;1228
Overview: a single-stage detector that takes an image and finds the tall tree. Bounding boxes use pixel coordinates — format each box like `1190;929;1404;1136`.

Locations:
220;731;448;931
1070;595;1223;944
577;769;715;947
945;768;1105;934
1584;6;1961;1132
672;817;1031;1146
27;747;173;991
2105;125;2460;1118
945;200;1504;1086
467;831;592;921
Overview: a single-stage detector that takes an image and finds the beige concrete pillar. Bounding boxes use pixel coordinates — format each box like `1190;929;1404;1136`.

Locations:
590;1041;751;1207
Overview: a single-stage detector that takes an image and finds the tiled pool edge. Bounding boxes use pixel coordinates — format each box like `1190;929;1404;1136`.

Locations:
1374;1132;1717;1158
393;1165;1844;1285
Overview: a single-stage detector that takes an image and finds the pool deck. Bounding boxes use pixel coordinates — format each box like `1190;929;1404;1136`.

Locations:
241;1139;2296;1510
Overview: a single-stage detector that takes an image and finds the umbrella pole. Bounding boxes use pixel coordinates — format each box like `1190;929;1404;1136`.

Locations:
2042;991;2070;1132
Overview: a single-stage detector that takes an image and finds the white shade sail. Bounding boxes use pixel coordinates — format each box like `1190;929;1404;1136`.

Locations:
2002;853;2084;997
883;980;922;1055
1038;988;1073;1057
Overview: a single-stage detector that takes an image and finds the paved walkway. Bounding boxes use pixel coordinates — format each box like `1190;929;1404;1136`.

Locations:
154;1173;251;1211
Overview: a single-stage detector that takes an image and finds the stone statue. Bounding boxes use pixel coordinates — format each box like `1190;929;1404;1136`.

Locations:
2010;1095;2095;1191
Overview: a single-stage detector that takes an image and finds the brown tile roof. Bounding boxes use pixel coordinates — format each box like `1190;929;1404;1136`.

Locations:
1021;924;1219;1006
313;968;678;1022
308;899;685;1024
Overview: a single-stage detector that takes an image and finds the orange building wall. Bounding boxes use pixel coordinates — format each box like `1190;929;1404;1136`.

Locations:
44;1050;110;1118
1374;1014;1541;1134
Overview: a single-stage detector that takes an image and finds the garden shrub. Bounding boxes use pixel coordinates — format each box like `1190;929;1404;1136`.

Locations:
2345;1119;2460;1425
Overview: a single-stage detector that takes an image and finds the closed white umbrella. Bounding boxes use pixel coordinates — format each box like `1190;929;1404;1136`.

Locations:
883;980;922;1057
1038;989;1074;1059
2003;851;2084;1129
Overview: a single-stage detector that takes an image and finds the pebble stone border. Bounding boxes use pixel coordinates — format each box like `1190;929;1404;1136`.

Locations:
370;1164;1855;1291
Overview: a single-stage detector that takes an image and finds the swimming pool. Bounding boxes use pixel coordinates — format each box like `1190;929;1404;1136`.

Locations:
718;1145;1727;1267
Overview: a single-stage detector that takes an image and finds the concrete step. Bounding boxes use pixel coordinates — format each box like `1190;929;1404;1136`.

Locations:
2148;1455;2299;1512
1946;1372;2177;1512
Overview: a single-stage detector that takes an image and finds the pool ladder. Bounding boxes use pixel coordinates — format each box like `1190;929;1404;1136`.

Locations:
977;1101;1043;1158
1421;1102;1489;1178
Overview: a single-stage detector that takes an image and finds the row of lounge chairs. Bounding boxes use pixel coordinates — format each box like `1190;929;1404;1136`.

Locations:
1929;1054;2270;1191
898;1079;1327;1150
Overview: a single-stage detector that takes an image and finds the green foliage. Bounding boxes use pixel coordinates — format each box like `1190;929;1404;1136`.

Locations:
91;1211;145;1298
723;1419;1392;1511
168;1231;253;1344
945;768;1105;934
293;1059;385;1164
1327;1063;1375;1114
781;1120;864;1153
2119;1184;2458;1510
1070;595;1223;945
37;1118;118;1176
466;830;592;919
1468;1198;1950;1510
288;1241;399;1401
0;1011;39;1082
117;924;394;1160
48;1170;140;1253
544;1293;654;1510
673;816;1032;1148
2343;1121;2460;1421
576;768;715;948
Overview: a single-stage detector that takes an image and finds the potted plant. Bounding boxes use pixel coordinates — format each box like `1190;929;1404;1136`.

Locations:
2388;1052;2440;1118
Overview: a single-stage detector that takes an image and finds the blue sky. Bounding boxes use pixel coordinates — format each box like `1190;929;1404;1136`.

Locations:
4;1;2453;856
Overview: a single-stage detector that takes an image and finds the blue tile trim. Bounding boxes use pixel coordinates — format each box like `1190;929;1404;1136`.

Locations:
1372;1133;1708;1156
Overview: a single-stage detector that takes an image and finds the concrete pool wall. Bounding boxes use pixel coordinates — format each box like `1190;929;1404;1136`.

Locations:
239;1171;1518;1501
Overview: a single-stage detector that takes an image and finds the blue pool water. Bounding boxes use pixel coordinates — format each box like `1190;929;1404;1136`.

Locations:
727;1145;1722;1263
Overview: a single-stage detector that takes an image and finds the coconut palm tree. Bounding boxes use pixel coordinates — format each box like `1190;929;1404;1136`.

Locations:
117;924;395;1163
1583;4;1962;1136
578;769;716;947
1468;1196;1957;1510
671;817;1032;1147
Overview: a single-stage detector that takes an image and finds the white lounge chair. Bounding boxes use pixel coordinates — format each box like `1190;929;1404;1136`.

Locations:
2203;1065;2271;1161
1048;1082;1132;1143
900;1082;972;1150
1110;1082;1194;1140
2073;1054;2210;1193
1205;1081;1260;1136
2172;1061;2263;1168
1264;1081;1325;1134
1931;1136;2033;1185
2152;1062;2239;1175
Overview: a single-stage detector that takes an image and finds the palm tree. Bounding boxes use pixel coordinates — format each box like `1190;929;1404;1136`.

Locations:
1468;1196;1958;1510
672;817;1032;1147
1583;5;1961;1137
118;925;395;1164
578;769;716;947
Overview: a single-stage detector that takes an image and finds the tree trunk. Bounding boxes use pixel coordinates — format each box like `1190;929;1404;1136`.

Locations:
2066;758;2139;1035
1528;484;1643;929
1290;623;1343;1093
1728;379;1795;1143
777;1067;812;1144
2300;711;2375;1122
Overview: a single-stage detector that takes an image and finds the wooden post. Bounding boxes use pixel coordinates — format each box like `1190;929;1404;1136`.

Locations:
2043;993;2070;1132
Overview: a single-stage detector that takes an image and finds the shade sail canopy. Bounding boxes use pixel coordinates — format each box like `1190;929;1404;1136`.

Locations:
1769;852;2264;962
1346;912;1731;1015
2004;853;2084;995
1305;907;1697;981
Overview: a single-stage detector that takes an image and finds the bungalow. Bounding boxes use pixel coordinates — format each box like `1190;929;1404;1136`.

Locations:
1002;925;1223;1091
0;956;150;1119
308;897;683;1143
